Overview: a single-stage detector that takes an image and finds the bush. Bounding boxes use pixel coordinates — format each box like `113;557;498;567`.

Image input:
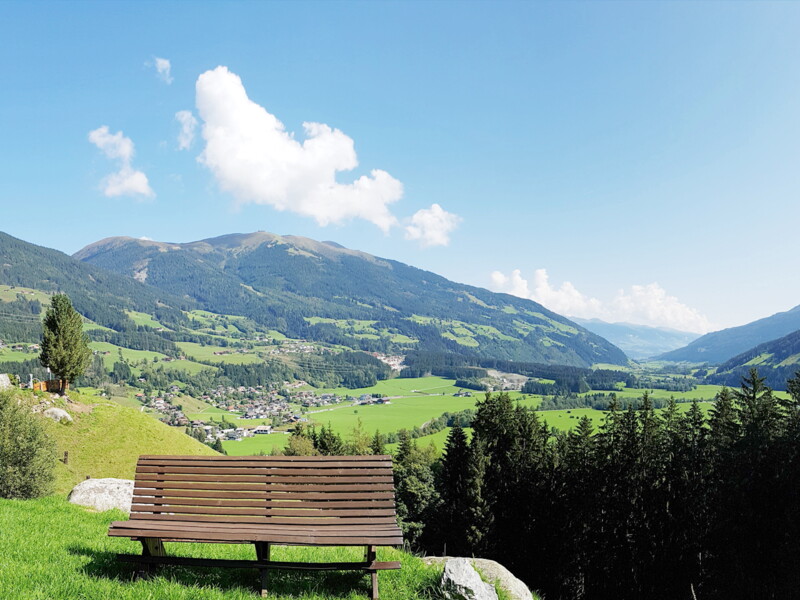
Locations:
0;391;57;499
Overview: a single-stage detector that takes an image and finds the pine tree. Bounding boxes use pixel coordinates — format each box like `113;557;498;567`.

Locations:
370;430;385;455
39;294;92;394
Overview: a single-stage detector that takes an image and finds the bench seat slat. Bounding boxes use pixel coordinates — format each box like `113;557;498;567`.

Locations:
110;527;402;545
113;519;402;533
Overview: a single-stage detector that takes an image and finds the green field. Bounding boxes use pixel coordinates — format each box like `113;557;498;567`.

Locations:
125;310;168;329
89;341;169;369
581;384;725;402
0;285;50;303
0;347;36;362
88;341;212;375
0;496;451;600
222;432;291;456
177;342;264;365
314;376;463;397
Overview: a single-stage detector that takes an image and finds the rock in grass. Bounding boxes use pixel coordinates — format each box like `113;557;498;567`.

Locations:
0;374;12;390
425;557;533;600
441;557;499;600
68;478;134;512
43;407;73;423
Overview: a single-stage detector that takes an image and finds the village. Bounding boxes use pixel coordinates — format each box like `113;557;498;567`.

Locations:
137;380;397;445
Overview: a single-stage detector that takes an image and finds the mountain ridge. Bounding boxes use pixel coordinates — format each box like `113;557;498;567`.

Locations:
73;231;629;367
656;304;800;364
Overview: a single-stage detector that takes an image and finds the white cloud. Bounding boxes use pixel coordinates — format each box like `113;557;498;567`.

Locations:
194;66;403;232
175;110;197;150
404;203;462;247
154;57;173;84
88;125;154;198
489;268;714;334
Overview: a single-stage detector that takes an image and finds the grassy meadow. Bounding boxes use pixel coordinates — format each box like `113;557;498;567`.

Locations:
0;496;454;600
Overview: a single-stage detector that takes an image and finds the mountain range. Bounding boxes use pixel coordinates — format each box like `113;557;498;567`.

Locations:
572;318;700;360
656;303;800;364
0;231;627;368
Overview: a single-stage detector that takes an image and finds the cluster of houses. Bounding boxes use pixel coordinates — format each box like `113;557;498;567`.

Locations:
0;340;39;352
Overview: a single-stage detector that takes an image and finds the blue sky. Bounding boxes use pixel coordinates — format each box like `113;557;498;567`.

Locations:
2;1;800;333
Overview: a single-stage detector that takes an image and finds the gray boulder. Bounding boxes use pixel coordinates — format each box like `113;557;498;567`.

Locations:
43;407;73;423
68;478;134;513
425;557;533;600
0;374;12;390
441;557;499;600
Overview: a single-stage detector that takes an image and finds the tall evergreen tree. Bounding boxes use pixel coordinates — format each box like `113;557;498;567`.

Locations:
39;294;92;394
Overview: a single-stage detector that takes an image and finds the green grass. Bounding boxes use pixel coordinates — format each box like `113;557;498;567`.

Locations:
223;432;292;456
177;342;264;365
581;384;725;402
125;310;168;329
385;427;471;454
307;395;481;437
0;347;37;362
46;390;217;494
89;341;169;369
0;284;50;303
314;376;461;397
0;496;447;600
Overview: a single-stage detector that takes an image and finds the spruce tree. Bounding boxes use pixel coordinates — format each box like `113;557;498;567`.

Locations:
370;429;386;455
39;294;91;394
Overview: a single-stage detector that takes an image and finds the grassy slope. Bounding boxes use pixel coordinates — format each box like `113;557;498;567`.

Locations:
0;496;450;600
47;390;217;494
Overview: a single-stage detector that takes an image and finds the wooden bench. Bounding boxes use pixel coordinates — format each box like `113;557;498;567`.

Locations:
108;454;403;599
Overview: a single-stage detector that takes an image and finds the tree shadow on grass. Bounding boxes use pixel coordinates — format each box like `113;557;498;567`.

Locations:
67;545;372;598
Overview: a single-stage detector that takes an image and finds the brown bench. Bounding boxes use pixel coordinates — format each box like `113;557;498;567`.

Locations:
108;454;403;599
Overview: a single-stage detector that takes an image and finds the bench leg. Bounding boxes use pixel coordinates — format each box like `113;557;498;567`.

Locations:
366;545;378;600
255;542;271;597
135;537;165;580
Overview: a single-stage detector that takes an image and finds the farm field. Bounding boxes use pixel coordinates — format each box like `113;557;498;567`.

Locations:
88;341;211;374
313;376;464;397
0;347;36;362
0;285;50;302
578;384;726;402
176;342;264;365
222;432;291;456
124;310;167;329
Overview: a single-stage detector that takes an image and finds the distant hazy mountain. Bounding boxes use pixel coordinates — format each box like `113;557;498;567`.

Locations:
572;318;700;360
656;304;800;364
707;329;800;390
74;231;628;367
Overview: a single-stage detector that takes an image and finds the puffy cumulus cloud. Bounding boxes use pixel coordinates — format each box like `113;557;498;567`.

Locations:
154;57;173;84
404;203;462;247
175;110;197;150
88;126;154;198
195;66;402;232
489;268;714;334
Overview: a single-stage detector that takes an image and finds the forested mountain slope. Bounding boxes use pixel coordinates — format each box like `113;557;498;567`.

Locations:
656;304;800;364
0;231;191;338
75;232;628;367
707;328;800;389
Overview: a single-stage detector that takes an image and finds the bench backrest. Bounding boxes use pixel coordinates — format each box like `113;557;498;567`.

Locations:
132;454;398;527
